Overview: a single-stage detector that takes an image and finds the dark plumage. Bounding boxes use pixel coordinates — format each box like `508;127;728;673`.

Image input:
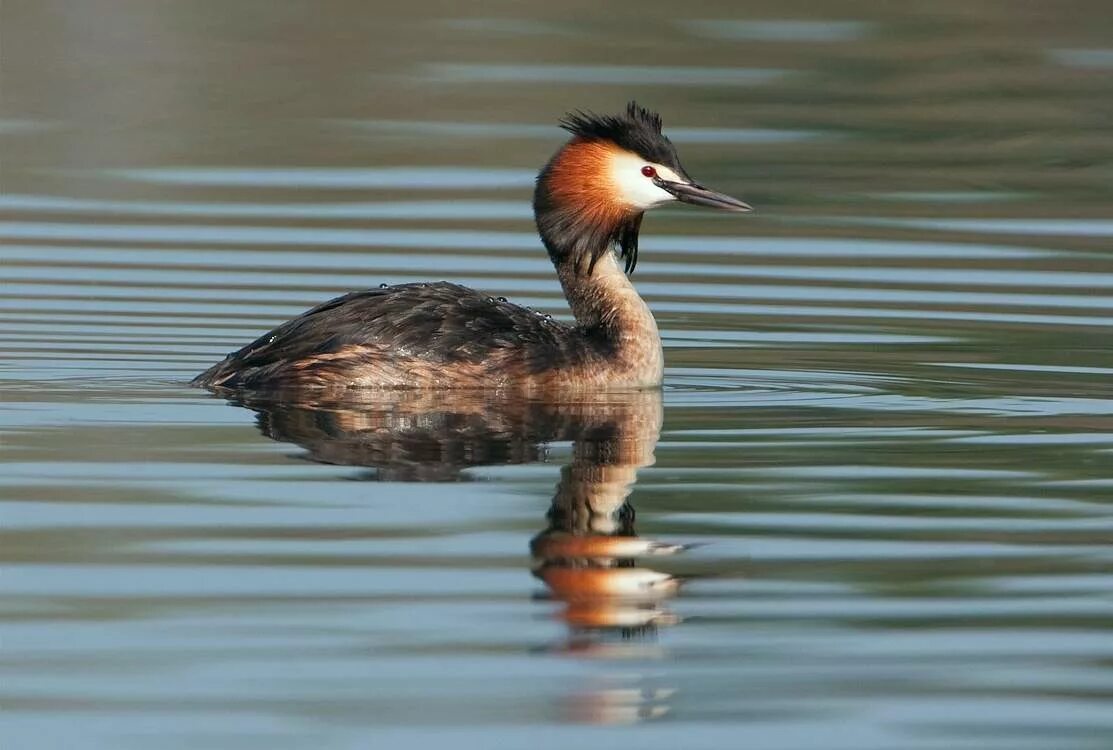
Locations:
192;282;597;389
192;101;749;392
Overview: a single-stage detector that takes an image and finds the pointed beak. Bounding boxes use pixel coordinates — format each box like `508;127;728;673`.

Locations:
655;179;752;212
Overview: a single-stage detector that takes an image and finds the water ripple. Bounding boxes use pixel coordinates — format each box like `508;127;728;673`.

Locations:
90;167;536;189
423;63;790;85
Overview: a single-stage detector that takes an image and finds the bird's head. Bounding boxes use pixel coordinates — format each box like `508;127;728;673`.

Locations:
534;102;751;274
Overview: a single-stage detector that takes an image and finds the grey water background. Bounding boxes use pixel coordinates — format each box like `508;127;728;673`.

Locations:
3;1;1113;748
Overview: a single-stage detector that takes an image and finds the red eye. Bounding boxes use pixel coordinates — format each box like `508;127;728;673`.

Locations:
641;165;657;178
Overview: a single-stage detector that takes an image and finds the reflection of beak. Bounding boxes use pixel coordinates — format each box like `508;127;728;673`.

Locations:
655;178;752;212
530;533;689;560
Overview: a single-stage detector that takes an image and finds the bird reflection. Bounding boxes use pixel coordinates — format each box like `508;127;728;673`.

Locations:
529;395;684;646
223;387;684;722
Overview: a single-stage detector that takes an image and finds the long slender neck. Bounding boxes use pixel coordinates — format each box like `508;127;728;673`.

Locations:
549;233;662;388
555;252;657;339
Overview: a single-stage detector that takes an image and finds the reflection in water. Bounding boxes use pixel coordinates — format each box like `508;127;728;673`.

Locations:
529;417;682;647
680;19;873;42
227;388;681;722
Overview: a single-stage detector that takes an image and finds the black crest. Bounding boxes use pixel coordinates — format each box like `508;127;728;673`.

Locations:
559;101;685;175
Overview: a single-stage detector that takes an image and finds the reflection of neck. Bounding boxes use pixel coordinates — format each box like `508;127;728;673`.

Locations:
550;404;661;535
554;463;639;535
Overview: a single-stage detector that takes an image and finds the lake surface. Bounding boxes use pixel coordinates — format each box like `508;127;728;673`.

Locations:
2;2;1113;748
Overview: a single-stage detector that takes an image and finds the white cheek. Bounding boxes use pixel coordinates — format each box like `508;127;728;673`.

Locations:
609;153;683;210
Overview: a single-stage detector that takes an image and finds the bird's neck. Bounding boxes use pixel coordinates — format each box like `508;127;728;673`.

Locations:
535;196;650;331
555;251;661;382
554;251;652;331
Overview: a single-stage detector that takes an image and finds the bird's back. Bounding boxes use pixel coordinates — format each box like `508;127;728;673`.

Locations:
191;282;595;390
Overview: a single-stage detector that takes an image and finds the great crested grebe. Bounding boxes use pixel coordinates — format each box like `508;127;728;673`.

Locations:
193;102;750;391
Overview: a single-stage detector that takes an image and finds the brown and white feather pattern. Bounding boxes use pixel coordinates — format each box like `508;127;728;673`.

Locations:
193;102;688;392
192;277;660;391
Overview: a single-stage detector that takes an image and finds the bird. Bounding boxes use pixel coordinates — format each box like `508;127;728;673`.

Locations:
192;102;751;392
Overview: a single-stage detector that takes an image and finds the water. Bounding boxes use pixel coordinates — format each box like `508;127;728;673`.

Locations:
2;2;1113;748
